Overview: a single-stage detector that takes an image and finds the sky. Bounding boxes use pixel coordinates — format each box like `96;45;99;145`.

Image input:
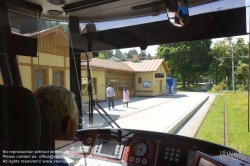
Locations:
120;35;249;57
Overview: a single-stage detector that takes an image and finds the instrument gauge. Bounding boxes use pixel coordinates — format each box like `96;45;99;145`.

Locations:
86;137;92;144
134;143;147;156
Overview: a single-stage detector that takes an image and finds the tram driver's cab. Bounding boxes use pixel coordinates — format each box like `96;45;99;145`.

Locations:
1;0;250;166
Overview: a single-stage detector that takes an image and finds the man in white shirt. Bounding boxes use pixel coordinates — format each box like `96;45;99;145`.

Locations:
106;83;115;110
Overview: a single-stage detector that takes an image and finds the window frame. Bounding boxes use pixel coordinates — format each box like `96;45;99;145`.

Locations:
53;69;65;87
33;67;49;91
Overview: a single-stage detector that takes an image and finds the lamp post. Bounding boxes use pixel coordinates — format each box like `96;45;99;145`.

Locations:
230;40;235;93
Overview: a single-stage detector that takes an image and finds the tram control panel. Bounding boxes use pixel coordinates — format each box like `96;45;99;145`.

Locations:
60;128;250;166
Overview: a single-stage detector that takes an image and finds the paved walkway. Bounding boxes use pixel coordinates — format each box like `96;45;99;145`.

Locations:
80;91;214;137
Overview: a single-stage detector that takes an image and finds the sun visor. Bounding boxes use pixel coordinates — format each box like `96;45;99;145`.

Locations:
0;33;37;57
70;32;116;53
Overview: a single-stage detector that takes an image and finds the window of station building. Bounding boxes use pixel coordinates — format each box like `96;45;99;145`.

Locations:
53;70;64;86
82;78;96;95
138;77;142;83
122;77;134;90
106;77;119;91
34;69;48;90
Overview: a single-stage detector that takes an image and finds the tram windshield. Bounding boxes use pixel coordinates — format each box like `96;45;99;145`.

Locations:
0;0;250;166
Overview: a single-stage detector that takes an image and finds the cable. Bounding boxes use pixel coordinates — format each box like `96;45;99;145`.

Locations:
36;12;41;90
66;13;83;101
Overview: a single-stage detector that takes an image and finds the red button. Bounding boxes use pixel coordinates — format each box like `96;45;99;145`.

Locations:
149;154;153;158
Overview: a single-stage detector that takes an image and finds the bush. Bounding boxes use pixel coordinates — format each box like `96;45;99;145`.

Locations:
236;85;247;91
212;84;223;92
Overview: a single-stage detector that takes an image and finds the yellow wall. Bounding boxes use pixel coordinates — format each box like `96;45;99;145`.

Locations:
18;53;70;91
19;56;31;64
20;66;32;90
153;65;166;96
135;72;154;96
65;69;70;90
81;69;106;102
33;53;64;67
135;64;167;96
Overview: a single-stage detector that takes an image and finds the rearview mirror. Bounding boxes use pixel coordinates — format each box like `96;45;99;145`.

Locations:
165;0;189;27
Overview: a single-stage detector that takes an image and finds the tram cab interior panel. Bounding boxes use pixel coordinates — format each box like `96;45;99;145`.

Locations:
59;129;239;166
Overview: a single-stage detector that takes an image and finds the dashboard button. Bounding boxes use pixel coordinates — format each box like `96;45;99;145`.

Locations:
129;157;134;162
149;144;153;148
166;147;170;151
150;149;154;153
170;153;174;156
176;154;180;157
175;158;179;162
177;149;180;153
170;157;173;161
171;148;175;152
164;156;168;160
142;159;147;164
135;158;140;163
149;154;153;158
165;152;169;155
147;140;151;144
86;137;92;144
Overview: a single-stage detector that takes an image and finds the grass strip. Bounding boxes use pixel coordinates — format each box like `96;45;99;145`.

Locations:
225;92;250;155
196;92;250;155
195;94;224;145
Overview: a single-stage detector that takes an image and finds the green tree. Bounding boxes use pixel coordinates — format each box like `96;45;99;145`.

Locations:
140;50;147;57
98;50;113;59
114;49;122;57
128;49;138;58
123;52;128;58
39;20;69;34
235;61;248;85
133;49;138;55
157;40;212;88
98;53;105;59
146;53;152;60
209;37;249;87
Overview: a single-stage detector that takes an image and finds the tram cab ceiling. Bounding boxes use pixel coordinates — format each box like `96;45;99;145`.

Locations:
6;0;249;52
7;0;214;22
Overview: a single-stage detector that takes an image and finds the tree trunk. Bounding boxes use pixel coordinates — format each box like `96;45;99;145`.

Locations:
187;74;190;87
182;75;186;88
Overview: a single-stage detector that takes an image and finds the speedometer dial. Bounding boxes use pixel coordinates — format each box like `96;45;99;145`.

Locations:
134;143;147;156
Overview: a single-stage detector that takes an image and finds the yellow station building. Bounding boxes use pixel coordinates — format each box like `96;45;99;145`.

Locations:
0;26;170;102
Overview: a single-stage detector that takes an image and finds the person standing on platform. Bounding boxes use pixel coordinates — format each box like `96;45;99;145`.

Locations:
106;83;115;110
166;83;169;96
123;86;130;108
171;85;175;96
